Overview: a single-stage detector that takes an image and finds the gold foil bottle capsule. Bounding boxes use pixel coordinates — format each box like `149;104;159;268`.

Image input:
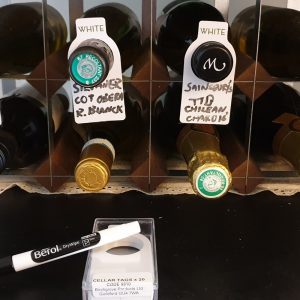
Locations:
75;138;115;191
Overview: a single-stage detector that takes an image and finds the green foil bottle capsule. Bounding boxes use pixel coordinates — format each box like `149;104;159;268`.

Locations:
69;39;114;87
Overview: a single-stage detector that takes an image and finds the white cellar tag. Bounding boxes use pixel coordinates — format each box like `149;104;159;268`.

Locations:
180;21;236;125
68;18;125;124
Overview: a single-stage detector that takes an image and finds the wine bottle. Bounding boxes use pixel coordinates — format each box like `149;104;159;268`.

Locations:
69;3;142;87
154;82;232;199
231;5;300;79
249;83;300;171
0;2;67;75
34;113;83;192
0;84;68;172
156;0;225;75
74;90;144;191
218;86;263;194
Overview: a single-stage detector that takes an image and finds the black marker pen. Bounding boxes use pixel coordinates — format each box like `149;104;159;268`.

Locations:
0;221;140;274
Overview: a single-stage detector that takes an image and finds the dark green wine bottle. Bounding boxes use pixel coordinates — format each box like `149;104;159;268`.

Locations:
249;83;300;172
0;84;68;172
0;2;67;75
231;5;300;78
156;0;225;75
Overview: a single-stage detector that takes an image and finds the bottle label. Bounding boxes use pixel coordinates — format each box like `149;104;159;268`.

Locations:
92;272;154;298
68;18;125;124
71;52;104;86
196;167;229;198
180;21;236;125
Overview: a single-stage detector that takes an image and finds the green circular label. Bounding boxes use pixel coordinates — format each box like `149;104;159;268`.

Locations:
196;167;228;198
71;52;104;86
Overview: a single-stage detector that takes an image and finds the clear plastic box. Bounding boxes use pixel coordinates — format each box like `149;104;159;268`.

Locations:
82;218;158;300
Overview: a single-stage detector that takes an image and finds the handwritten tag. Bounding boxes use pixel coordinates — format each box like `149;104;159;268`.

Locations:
68;18;125;124
180;21;236;125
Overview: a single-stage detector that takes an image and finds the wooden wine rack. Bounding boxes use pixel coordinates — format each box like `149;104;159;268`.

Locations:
0;0;300;197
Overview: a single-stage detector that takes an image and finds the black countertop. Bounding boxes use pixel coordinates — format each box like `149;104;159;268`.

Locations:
0;187;299;299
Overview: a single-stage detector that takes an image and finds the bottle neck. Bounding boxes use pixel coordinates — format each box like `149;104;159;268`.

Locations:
82;138;115;161
273;115;300;172
0;145;8;173
177;125;220;163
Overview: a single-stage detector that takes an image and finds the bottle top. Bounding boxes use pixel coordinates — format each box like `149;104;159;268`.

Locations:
75;159;110;191
191;41;233;82
189;151;232;198
69;39;113;87
75;138;115;191
273;114;300;172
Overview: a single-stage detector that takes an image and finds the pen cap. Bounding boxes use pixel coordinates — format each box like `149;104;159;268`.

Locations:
99;221;141;246
0;256;14;275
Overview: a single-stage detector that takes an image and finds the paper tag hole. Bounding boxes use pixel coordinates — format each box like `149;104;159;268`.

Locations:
106;246;140;255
